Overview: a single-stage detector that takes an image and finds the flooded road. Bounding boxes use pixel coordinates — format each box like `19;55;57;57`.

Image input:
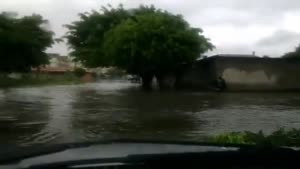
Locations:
1;80;300;145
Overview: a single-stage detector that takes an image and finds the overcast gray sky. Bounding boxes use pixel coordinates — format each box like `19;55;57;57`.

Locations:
1;0;300;57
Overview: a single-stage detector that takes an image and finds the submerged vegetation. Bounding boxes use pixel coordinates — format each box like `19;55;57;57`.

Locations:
209;128;300;147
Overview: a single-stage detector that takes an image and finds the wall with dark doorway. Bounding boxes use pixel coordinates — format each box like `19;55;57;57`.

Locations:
176;58;216;90
177;55;300;91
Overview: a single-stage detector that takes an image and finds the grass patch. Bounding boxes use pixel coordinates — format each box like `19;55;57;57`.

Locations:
208;128;300;147
0;73;81;88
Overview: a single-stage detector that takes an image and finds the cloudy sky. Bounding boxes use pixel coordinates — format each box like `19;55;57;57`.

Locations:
1;0;300;57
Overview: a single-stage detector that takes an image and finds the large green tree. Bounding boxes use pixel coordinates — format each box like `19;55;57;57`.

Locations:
0;12;54;72
65;5;157;67
103;11;213;88
66;5;213;88
65;5;129;67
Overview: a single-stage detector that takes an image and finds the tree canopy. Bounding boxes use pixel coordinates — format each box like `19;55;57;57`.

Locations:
282;44;300;59
65;4;130;67
66;5;213;87
103;11;213;77
0;12;54;72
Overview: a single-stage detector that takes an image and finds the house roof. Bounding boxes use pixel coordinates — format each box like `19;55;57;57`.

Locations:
32;67;74;73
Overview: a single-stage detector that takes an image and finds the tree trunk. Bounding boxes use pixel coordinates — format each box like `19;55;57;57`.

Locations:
156;75;164;89
156;74;176;90
141;74;153;90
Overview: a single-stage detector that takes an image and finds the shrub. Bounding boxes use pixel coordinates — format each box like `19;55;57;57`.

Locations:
74;67;86;77
209;128;300;147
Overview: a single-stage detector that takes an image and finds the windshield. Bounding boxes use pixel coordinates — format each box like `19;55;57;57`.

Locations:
1;0;300;149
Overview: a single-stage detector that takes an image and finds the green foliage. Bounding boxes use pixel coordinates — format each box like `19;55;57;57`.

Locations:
74;67;87;77
209;128;300;147
0;73;80;88
65;4;129;67
65;4;213;78
282;44;300;59
103;11;213;77
0;12;54;72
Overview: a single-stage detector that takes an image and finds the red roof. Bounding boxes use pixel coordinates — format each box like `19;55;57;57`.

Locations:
32;66;74;73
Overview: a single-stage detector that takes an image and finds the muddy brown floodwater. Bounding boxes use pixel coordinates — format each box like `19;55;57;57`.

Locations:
1;80;300;146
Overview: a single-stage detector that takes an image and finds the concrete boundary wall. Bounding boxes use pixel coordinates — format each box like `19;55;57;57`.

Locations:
177;56;300;91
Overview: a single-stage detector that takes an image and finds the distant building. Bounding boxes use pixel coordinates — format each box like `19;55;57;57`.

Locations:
47;53;75;69
32;53;76;74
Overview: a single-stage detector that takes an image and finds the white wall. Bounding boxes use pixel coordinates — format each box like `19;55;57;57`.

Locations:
222;68;278;85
